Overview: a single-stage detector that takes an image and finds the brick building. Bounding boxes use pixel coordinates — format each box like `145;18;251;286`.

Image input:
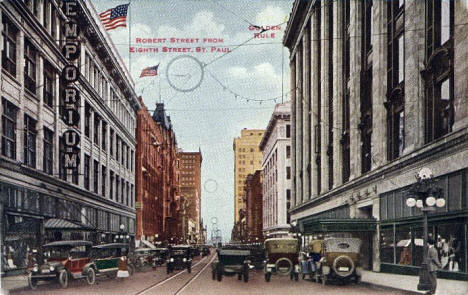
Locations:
136;99;180;243
144;103;180;243
245;170;263;242
284;0;468;281
178;149;202;243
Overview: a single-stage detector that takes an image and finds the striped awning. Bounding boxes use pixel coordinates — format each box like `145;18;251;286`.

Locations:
45;218;94;231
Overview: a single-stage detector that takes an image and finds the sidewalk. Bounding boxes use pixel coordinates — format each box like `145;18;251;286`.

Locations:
0;274;29;295
361;270;468;295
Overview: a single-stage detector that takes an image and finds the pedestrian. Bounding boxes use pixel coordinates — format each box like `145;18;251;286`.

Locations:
117;251;130;281
427;238;442;295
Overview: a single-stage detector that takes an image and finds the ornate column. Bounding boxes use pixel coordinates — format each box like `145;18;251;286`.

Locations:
302;25;311;202
320;0;330;192
295;44;303;205
332;0;343;188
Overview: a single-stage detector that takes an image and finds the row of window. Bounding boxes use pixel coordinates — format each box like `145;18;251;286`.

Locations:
83;102;134;171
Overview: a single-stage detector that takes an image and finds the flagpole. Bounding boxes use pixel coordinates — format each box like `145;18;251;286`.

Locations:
128;1;132;75
158;73;161;103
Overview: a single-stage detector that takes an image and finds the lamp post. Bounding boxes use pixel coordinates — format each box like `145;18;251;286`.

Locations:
405;168;445;291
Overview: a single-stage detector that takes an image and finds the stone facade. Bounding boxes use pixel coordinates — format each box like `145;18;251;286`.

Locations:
259;102;292;238
283;0;468;277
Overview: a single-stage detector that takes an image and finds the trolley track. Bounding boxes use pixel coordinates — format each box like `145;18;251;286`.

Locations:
134;252;215;295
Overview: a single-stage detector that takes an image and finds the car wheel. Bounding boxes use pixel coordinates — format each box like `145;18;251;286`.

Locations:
167;266;171;274
59;269;69;288
212;269;216;280
321;275;327;286
28;273;38;290
290;271;293;280
243;264;249;283
86;268;96;285
294;272;299;281
187;265;192;273
238;274;242;280
315;273;320;283
264;272;271;282
355;275;361;284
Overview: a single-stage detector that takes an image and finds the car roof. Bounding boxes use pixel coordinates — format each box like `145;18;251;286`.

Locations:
43;240;93;247
92;243;129;249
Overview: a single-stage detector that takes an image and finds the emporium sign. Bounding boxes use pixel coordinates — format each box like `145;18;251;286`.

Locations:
61;0;83;170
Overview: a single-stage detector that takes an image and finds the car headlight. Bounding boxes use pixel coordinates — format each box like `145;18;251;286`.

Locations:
170;258;174;262
183;258;187;262
33;266;39;272
49;265;55;271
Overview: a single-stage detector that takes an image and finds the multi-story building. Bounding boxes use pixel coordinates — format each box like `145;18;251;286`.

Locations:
284;0;468;282
136;98;180;244
151;103;180;243
259;102;292;238
178;149;202;243
233;129;264;222
0;0;139;276
245;170;263;242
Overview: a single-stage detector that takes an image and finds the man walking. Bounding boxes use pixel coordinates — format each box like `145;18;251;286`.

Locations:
427;238;442;295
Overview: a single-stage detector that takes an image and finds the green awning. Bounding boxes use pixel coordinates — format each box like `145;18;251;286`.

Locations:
300;218;377;234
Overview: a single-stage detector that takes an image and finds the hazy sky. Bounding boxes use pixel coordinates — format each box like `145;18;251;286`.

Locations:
91;0;293;241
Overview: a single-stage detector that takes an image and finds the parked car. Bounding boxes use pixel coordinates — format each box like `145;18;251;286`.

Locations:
153;247;169;265
248;245;266;269
28;240;94;289
314;237;363;285
263;238;300;282
166;245;192;273
211;245;252;283
190;245;201;257
87;243;134;279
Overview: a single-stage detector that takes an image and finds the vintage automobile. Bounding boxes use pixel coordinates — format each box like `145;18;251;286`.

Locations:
248;245;266;269
314;237;363;285
166;245;192;273
28;240;94;289
87;243;134;279
211;245;252;282
190;244;201;257
201;245;211;257
263;238;300;282
134;247;169;270
153;247;169;265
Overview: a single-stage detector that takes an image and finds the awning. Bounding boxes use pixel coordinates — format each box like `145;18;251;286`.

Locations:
300;218;377;234
44;218;94;231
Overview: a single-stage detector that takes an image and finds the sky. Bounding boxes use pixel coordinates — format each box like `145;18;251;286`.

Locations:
91;0;294;242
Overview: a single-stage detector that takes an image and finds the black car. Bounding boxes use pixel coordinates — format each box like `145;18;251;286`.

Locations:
201;245;211;257
211;245;252;283
167;245;192;273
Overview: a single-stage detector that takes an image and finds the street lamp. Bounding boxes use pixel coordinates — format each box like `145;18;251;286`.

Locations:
405;168;445;292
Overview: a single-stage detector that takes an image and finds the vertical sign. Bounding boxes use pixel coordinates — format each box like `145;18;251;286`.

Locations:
61;0;82;170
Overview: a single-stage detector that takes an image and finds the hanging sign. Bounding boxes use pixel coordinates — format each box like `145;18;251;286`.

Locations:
61;0;82;170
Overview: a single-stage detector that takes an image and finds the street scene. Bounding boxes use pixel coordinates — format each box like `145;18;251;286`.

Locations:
1;0;468;295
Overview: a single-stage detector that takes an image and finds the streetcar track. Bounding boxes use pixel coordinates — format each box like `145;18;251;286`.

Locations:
173;254;216;295
134;252;214;295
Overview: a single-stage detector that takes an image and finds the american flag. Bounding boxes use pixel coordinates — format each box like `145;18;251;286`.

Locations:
140;65;159;78
99;4;130;31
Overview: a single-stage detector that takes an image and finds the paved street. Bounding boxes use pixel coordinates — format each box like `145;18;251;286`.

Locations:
8;251;416;295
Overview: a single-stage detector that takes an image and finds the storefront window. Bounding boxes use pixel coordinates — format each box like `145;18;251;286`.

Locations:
380;227;394;263
2;215;40;273
396;227;412;265
435;223;466;272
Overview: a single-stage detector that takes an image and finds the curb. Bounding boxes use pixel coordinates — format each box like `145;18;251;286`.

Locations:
360;281;423;295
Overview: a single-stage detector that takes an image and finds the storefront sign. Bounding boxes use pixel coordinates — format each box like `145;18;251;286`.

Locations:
61;0;82;170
